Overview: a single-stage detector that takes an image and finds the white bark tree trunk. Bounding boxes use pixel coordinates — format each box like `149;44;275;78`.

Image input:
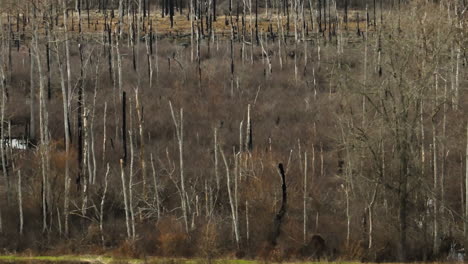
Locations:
0;53;8;205
128;98;136;239
120;159;131;238
33;8;49;233
100;163;110;246
150;153;161;219
135;88;147;200
220;147;240;248
53;32;71;236
214;128;219;191
169;101;189;232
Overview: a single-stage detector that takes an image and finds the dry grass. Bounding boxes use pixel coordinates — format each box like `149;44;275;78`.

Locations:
1;9;378;37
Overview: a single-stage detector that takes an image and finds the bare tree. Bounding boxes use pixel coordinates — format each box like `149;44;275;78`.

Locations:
18;169;23;236
169;101;188;232
220;146;240;248
120;159;131;238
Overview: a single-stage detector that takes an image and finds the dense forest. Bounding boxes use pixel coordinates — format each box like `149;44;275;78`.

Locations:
0;0;466;262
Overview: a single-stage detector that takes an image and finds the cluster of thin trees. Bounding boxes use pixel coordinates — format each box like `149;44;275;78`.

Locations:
0;0;466;261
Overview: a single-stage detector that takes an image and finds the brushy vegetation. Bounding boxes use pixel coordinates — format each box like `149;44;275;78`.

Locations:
0;0;466;262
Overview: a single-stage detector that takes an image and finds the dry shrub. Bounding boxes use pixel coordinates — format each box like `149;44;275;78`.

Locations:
156;216;192;257
258;243;284;263
300;234;327;260
85;222;102;245
112;239;142;259
339;240;366;261
197;221;220;259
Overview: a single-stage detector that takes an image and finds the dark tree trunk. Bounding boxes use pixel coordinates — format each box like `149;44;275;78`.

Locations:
255;0;259;45
380;0;383;25
46;27;51;100
87;0;90;29
373;0;376;26
78;0;82;33
318;0;322;32
323;0;326;32
344;0;348;30
213;0;217;21
286;0;289;34
170;0;175;28
271;163;287;246
356;12;360;36
77;43;84;191
122;91;127;166
248;120;253;151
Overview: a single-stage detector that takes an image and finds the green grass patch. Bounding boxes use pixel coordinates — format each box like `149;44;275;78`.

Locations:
0;256;387;264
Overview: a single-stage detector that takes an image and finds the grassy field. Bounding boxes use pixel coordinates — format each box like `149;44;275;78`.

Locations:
0;256;370;264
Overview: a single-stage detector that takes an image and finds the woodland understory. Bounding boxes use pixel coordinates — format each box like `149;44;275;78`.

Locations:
0;0;467;262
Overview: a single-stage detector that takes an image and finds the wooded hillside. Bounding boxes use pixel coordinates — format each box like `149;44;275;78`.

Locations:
0;0;466;262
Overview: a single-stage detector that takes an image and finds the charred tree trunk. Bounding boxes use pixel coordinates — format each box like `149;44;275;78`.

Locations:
213;0;217;21
271;163;287;246
77;44;84;191
344;0;348;30
122;91;127;166
317;0;322;32
170;0;175;27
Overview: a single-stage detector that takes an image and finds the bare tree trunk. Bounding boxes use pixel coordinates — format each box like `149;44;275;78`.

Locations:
122;92;127;165
120;158;131;238
128;98;136;240
146;34;153;88
102;102;107;163
63;0;73;125
29;48;36;143
90;67;98;185
0;55;9;205
150;153;161;219
0;58;4;234
454;48;459;110
214;128;219;191
116;39;123;144
220;146;240;248
53;32;71;236
118;0;124;37
169;101;189;232
100;163;110;246
190;0;194;62
33;7;49;232
368;183;378;249
245;104;252;151
272;163;287;246
0;199;2;233
464;121;468;260
135;88;147;200
303;151;307;243
81;107;89;216
246;200;249;243
18;169;23;236
433;120;439;255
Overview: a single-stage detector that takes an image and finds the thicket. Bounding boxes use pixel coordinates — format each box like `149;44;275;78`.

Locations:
0;0;466;262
